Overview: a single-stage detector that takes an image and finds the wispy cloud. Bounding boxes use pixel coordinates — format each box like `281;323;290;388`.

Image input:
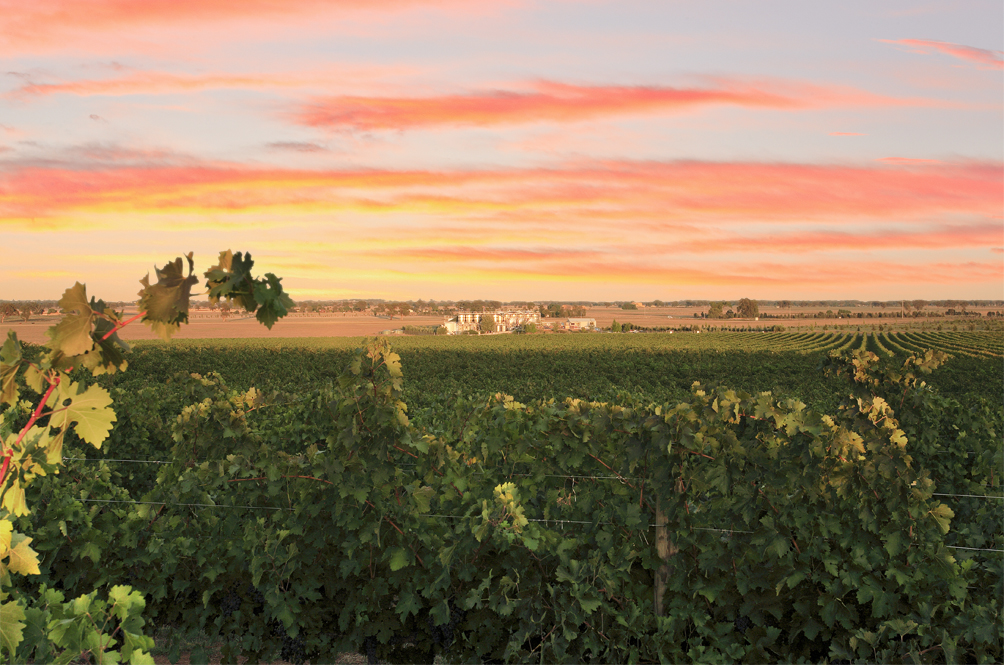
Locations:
290;79;949;131
2;154;999;227
0;0;465;54
5;65;417;100
265;141;328;153
880;39;1004;70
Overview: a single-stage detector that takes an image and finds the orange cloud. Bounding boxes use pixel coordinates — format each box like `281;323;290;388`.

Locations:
291;79;947;131
671;223;1002;253
5;65;419;99
1;157;999;225
880;39;1004;70
877;157;942;164
1;0;461;54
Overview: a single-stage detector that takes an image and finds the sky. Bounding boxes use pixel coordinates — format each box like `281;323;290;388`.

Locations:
1;0;1002;303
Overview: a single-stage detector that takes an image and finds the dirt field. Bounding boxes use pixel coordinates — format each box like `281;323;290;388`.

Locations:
0;312;449;345
2;305;993;345
584;305;993;331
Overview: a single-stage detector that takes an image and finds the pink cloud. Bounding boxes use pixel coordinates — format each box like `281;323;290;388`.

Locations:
830;132;866;136
291;79;951;131
877;157;942;164
5;65;419;100
674;223;1001;254
1;155;999;226
1;0;466;54
880;39;1004;70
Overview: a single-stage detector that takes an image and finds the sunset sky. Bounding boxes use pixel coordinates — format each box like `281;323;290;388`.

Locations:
1;0;1001;302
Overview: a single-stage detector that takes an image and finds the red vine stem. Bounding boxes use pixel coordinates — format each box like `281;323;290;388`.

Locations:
227;475;333;485
385;516;404;536
758;488;779;514
393;444;419;459
678;448;715;460
101;311;147;341
1;376;60;488
587;453;636;489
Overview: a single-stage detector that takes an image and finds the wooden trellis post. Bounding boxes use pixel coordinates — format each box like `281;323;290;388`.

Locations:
654;497;677;616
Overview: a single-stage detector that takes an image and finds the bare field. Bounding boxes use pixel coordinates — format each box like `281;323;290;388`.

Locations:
0;313;449;344
2;305;993;345
584;305;991;331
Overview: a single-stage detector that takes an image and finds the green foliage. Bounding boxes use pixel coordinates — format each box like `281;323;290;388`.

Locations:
14;339;997;663
0;250;290;664
736;297;759;319
138;255;200;341
204;250;295;330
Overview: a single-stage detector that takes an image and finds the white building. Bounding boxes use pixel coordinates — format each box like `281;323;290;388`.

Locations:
563;317;597;330
444;309;540;334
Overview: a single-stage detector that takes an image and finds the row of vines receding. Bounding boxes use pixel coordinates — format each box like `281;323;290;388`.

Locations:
6;330;1000;662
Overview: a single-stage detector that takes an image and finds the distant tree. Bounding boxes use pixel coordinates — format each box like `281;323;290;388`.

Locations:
621;302;638;310
912;300;927;312
778;299;792;312
652;300;665;307
707;302;724;319
479;315;496;334
610;319;621;333
736;298;759;319
524;322;537;334
0;302;17;323
435;325;448;335
353;300;368;312
19;302;43;322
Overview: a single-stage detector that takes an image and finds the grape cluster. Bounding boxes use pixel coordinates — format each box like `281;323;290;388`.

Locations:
426;604;466;649
220;585;243;619
280;634;307;665
734;615;752;634
364;636;377;664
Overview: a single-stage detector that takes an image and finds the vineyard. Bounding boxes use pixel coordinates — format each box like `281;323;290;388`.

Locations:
2;320;1002;663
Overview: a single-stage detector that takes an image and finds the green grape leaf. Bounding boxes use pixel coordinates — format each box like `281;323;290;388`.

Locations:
928;503;954;535
84;315;130;376
47;283;95;357
204;250;256;310
252;273;294;329
0;598;26;656
5;532;41;576
388;547;410;571
411;485;435;514
50;381;116;449
138;254;199;341
0;332;22;405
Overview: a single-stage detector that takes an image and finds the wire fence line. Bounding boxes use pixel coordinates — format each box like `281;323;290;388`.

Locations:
61;458;1004;502
73;498;1002;554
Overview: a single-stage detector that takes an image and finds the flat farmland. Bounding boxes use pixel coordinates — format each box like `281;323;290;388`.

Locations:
585;305;999;331
0;312;449;344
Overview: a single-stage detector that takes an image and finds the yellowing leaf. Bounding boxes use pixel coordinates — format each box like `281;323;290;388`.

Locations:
0;598;26;655
50;381;116;449
1;479;27;517
6;532;40;576
0;332;22;405
0;519;12;553
47;283;95;357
